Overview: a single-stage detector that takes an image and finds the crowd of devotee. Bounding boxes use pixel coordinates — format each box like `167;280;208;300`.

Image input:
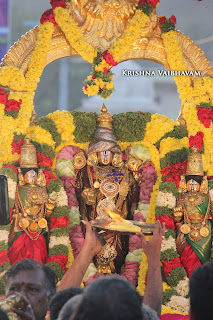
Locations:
0;219;212;320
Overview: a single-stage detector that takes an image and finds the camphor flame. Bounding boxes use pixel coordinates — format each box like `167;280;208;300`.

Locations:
105;207;130;223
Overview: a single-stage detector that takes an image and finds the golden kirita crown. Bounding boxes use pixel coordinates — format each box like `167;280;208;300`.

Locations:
20;137;38;168
97;104;113;130
186;146;203;176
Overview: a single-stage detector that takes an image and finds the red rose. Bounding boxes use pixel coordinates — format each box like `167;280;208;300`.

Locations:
138;0;146;5
11;139;24;155
40;9;56;25
156;216;175;230
104;53;117;66
164;176;180;188
162;257;182;277
103;67;108;74
4;99;21;111
197;108;212;128
46;254;68;272
189;131;204;151
147;0;159;7
159;16;166;24
36;152;53;168
84;85;88;91
50;0;67;9
161;161;187;178
0;89;8;104
92;75;96;80
49;216;69;230
169;15;177;25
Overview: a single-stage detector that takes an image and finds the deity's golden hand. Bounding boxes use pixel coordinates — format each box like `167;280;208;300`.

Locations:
45;197;56;218
82;188;96;205
173;206;183;223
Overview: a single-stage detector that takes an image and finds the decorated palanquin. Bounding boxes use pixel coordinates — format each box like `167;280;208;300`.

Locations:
0;0;213;317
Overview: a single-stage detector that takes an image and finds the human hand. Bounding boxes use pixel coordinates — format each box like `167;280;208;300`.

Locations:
10;293;35;320
82;220;103;257
136;220;165;263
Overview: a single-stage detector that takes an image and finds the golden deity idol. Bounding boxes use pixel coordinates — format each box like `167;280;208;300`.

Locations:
173;147;211;277
8;138;56;265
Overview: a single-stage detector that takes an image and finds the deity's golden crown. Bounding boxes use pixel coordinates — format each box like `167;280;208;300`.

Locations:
20;137;38;168
97;103;114;130
186;146;203;176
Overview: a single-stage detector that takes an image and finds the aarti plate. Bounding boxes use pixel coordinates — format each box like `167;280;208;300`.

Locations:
92;219;157;235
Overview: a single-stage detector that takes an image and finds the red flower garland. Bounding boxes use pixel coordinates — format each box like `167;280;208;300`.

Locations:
43;170;58;185
156;216;175;230
11;139;24;155
40;9;56;25
197;107;213;128
161;257;183;277
46;254;68;272
37;153;54;168
0;88;8;104
5;99;22;112
50;0;67;10
189;131;204;151
49;216;69;230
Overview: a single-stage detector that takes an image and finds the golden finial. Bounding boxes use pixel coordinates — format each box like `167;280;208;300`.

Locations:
97;104;113;130
186;146;204;176
20;137;38;168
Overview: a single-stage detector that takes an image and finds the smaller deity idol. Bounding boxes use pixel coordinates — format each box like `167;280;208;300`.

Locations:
8;138;56;265
74;104;141;274
173;147;211;277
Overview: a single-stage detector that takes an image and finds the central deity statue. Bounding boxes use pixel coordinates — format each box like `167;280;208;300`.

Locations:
74;105;140;274
173;147;211;277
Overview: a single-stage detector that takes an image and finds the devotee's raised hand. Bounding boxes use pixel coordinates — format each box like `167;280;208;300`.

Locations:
82;220;103;257
137;220;165;262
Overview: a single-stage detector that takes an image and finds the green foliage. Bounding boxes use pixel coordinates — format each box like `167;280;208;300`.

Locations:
165;229;176;240
159;181;179;197
160;148;189;168
197;102;212;109
138;4;153;16
155;206;172;217
35;117;62;148
72;111;98;143
50;226;69;237
160;20;176;33
166;267;186;287
156;125;188;149
31;141;55;159
0;276;5;295
163;289;180;305
13;132;25;142
161;249;179;262
52;206;69;218
208;179;213;190
0;167;17;181
45;261;64;280
49;245;68;257
47;179;62;193
113;112;152;142
5;110;19;119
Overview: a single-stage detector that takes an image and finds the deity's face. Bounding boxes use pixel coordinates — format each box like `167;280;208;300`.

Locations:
98;150;113;165
186;179;200;193
24;170;38;185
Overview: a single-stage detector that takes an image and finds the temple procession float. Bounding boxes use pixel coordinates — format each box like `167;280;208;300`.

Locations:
0;0;213;317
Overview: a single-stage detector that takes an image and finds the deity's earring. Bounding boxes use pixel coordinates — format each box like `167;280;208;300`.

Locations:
178;175;187;193
200;176;208;194
37;169;46;187
87;153;98;166
112;153;123;168
18;168;25;186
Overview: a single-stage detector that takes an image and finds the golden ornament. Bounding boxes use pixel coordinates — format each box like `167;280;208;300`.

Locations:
180;224;190;234
200;226;209;237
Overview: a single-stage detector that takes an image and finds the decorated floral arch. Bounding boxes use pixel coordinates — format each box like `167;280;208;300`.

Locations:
0;0;213;315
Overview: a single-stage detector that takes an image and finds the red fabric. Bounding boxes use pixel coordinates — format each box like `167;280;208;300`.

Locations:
160;314;189;320
49;216;69;230
0;250;9;266
46;254;68;272
8;233;48;265
161;257;183;277
180;243;202;278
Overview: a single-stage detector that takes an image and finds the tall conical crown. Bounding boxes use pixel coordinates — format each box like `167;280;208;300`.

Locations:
186;146;203;176
20;137;38;168
97;104;114;130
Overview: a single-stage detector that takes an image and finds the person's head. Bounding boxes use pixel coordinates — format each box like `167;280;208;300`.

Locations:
58;294;82;320
72;275;143;320
4;259;57;320
49;287;83;320
189;261;213;320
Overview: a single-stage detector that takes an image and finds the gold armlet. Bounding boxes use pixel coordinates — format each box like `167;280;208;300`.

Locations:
74;151;87;170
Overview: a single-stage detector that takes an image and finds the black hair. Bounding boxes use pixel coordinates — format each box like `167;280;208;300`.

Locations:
73;275;143;320
21;168;38;175
4;259;57;296
189;261;213;320
0;309;10;320
185;175;203;185
49;287;83;320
